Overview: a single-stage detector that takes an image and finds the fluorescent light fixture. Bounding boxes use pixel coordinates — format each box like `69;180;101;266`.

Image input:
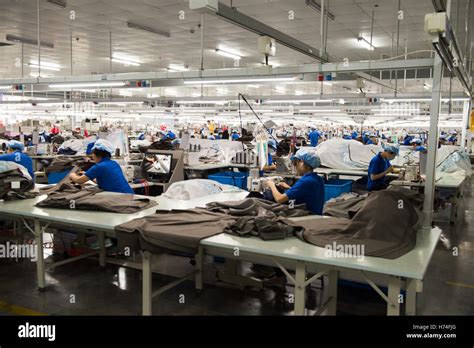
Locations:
179;109;216;113
263;99;333;104
247;85;260;88
184;77;295;85
28;61;61;71
176;100;233;105
127;21;170;38
357;36;375;51
215;48;241;60
111;57;140;66
294;90;304;95
0;85;12;90
167;64;188;72
338;98;345;104
274;87;286;93
47;0;66;9
297;109;342;112
305;0;335;20
6;34;54;49
49;81;127;89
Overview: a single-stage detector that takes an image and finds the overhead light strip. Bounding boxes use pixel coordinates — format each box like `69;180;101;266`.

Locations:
215;48;241;60
49;81;127;89
111;57;140;66
127;21;170;38
184;77;294;85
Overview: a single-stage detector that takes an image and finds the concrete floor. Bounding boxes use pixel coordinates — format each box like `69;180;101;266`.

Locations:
0;176;473;316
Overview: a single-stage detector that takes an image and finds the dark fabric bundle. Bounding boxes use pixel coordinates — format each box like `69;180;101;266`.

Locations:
0;169;36;201
44;156;92;173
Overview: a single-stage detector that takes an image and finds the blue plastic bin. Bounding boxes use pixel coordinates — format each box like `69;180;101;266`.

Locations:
324;179;353;201
47;170;71;184
208;171;248;190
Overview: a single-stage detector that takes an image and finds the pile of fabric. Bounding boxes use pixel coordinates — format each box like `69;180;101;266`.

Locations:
36;182;157;213
115;198;310;253
0;161;35;201
163;179;241;201
44;156;93;175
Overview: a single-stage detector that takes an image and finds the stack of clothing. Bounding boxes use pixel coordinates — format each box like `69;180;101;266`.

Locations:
0;161;36;201
36;182;157;214
44;156;92;174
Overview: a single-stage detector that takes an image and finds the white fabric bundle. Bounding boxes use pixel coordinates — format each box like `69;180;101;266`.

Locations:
163;179;241;201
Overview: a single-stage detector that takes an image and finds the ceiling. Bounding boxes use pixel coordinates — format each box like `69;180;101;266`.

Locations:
0;0;472;97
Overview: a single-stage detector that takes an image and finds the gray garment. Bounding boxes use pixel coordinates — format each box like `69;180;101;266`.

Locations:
44;156;91;173
0;170;35;201
36;183;157;214
115;198;311;253
323;195;367;219
297;188;424;259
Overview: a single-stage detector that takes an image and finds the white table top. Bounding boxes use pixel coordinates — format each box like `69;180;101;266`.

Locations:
0;189;249;232
391;172;466;189
185;163;252;171
314;167;399;178
201;221;442;280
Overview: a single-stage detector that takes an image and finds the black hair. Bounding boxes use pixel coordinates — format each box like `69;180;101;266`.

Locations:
93;149;111;159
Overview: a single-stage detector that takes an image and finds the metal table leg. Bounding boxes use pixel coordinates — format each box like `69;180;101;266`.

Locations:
195;246;203;290
34;219;45;290
327;270;338;315
294;261;307;316
98;231;106;267
142;251;152;316
387;276;401;316
405;278;418;316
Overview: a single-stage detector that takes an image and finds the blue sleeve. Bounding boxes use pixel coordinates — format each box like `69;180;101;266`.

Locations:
85;164;100;181
0;154;14;161
368;158;379;175
285;179;306;202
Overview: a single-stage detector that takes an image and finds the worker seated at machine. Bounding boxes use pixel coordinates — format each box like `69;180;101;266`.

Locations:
367;144;400;192
266;149;325;215
410;138;427;153
69;139;133;194
0;140;35;180
262;139;278;172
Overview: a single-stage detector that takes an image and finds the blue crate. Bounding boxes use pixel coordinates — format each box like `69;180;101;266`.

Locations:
47;169;71;184
208;171;248;190
324;179;353;201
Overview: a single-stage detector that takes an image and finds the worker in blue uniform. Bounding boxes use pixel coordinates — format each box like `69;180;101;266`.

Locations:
308;127;320;147
266;148;325;215
231;130;240;140
410;138;427;153
367;144;399;192
0;140;34;180
262;139;278;172
69;139;133;194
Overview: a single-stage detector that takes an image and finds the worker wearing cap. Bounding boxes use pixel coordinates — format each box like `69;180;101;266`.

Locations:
410;138;427;153
263;139;278;172
308;127;320;147
367;144;399;192
231;130;240;140
266;149;325;215
69;139;133;194
0;140;34;180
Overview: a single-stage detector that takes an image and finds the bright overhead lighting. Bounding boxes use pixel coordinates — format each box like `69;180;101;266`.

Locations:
357;36;375;51
6;34;54;49
176;100;228;105
215;48;241;60
127;21;170;38
28;64;60;72
111;57;140;66
247;85;260;88
0;85;12;90
338;98;345;104
49;81;127;89
423;82;431;90
167;64;188;72
264;99;333;104
184;77;295;85
297;109;342;112
323;81;333;86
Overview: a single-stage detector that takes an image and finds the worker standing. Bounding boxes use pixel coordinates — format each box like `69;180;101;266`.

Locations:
367;145;399;192
308;127;320;147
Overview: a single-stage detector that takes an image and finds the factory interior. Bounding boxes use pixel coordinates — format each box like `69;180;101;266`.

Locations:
0;0;473;344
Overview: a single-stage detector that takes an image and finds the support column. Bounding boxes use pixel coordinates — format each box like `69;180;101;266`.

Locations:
461;100;471;149
422;53;444;232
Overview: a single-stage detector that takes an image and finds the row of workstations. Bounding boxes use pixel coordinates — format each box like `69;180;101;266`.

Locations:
0;177;444;316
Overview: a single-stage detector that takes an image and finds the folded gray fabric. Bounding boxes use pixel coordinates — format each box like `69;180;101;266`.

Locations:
36;183;157;214
0;170;36;201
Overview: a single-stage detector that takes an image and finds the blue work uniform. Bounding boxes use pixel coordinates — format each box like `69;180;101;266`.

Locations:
85;157;133;194
285;172;325;215
367;152;391;192
0;151;35;180
351;131;358;139
415;146;427;153
267;153;273;166
403;136;413;146
231;133;240;140
366;139;374;145
309;131;320;147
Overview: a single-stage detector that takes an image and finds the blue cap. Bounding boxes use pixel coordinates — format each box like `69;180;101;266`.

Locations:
7;140;25;151
268;139;278;150
383;144;400;156
92;139;115;155
291;149;321;169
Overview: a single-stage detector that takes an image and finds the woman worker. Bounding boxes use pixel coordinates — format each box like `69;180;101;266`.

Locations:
69;139;133;194
367;144;399;192
0;140;35;180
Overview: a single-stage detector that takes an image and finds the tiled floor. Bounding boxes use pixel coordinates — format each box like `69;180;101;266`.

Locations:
0;176;473;316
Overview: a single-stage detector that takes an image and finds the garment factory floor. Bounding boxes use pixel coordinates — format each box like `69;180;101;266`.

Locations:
0;176;473;316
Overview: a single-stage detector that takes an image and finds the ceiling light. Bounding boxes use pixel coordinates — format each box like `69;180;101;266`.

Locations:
49;81;127;89
357;36;375;51
6;34;54;49
338;99;345;104
176;100;232;105
0;85;12;90
28;62;60;71
111;57;140;66
167;64;188;72
263;99;333;104
305;0;335;20
184;77;295;85
215;48;241;60
423;82;431;90
127;22;170;38
47;0;66;9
